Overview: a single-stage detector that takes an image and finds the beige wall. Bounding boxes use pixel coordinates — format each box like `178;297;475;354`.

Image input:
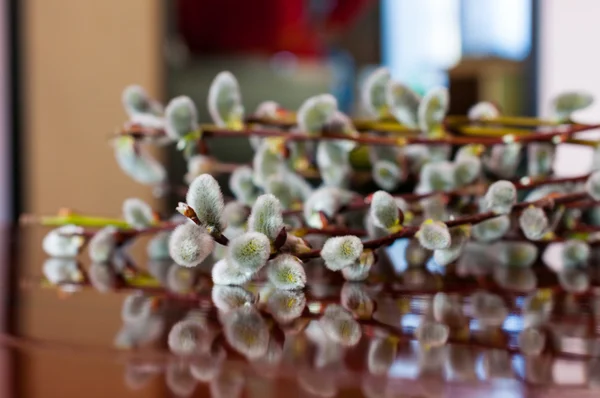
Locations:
24;0;164;217
20;1;165;397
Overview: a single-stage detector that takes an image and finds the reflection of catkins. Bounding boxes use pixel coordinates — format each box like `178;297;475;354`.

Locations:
223;306;270;359
266;289;306;323
121;293;154;323
518;327;546;356
471;292;508;328
190;347;225;382
415;321;449;348
367;337;397;376
297;367;338;398
319;305;362;347
480;350;513;379
165;360;197;397
341;283;374;319
88;263;117;292
209;368;245;398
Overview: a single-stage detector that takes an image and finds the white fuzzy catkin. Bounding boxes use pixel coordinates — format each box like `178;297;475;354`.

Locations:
324;111;358;152
297;94;338;135
185;155;214;184
247;194;283;241
484;180;517;214
470;291;508;328
372;160;403;191
223;201;249;229
588;171;600;200
319;304;362;346
122;85;161;117
370;190;402;231
229;166;260;206
164;96;198;140
472;215;510;242
454;154;481;186
146;231;171;260
418;87;449;135
361;66;391;118
122;198;155;229
88;226;117;263
42;225;85;258
267;254;306;290
43;258;80;285
264;175;295;209
418;161;456;193
522;293;553;328
114;136;167;185
227;232;271;274
494;241;538;267
342;250;375;281
551;91;594;121
211;258;252;286
186;174;226;232
468;101;499;120
211;285;254;313
169;223;215;268
562;239;590;268
167;318;209;355
252;141;283;187
266;289;306;323
528;142;555;177
416;220;451;250
415;321;449;348
385;80;420;128
433;225;470;266
518;327;546;356
303;186;355;228
320;235;364;271
519;206;549;241
207;71;244;128
223;305;270;359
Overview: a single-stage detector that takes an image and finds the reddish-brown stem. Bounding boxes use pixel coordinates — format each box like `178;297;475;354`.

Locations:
120;122;600;148
296;192;590;260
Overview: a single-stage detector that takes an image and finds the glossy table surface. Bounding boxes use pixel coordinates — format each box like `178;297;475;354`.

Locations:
4;225;600;397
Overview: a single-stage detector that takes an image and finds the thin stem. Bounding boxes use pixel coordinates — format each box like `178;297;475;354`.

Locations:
296;192;590;260
120;122;600;148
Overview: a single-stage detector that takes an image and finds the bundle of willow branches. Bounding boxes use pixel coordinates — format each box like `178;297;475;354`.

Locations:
34;67;600;360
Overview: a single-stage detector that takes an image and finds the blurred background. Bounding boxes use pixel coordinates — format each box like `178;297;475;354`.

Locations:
8;0;598;222
1;1;599;396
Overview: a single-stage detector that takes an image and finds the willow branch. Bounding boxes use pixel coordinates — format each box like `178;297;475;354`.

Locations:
297;192;590;260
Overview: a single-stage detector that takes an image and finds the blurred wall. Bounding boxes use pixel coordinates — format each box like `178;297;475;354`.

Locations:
539;0;600;177
20;1;165;397
23;0;164;217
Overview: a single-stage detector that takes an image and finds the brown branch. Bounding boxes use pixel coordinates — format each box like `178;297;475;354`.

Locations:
296;192;590;260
